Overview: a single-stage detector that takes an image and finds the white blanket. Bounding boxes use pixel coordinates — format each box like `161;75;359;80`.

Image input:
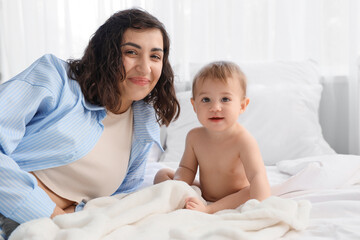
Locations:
10;181;310;240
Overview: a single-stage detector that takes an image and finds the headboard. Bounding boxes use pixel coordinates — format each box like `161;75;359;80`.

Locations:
319;76;349;154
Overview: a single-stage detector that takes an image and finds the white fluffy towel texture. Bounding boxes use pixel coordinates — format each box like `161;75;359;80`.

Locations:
10;181;310;240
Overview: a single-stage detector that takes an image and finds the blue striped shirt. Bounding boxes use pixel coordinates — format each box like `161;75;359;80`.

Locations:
0;54;162;224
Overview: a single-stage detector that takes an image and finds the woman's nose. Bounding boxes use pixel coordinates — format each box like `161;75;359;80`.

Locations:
135;56;151;75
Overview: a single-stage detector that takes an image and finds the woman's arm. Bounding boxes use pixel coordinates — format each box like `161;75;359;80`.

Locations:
0;79;57;223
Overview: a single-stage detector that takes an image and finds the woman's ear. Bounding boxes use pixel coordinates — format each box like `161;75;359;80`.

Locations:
240;97;250;113
191;98;196;113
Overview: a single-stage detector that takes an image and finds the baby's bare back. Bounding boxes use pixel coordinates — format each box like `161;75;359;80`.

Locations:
194;134;250;202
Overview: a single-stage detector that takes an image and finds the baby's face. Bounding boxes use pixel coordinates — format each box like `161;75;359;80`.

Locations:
191;77;248;132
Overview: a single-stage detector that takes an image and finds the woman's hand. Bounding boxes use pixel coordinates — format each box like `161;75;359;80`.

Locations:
50;205;66;219
50;204;76;219
64;204;76;214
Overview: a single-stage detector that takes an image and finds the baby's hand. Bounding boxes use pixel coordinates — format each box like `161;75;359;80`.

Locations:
185;197;208;213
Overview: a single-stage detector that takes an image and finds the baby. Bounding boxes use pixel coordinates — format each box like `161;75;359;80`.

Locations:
154;61;271;213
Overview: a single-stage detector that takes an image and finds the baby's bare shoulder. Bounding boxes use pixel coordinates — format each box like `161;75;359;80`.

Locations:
187;127;206;138
235;125;259;147
183;127;203;146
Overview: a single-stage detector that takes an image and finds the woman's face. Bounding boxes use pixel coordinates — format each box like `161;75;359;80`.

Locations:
119;28;164;112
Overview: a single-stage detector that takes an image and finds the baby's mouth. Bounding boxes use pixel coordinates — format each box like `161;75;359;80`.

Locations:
209;117;224;121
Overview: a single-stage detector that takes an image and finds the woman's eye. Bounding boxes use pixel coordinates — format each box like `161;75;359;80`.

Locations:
201;97;210;103
125;50;137;55
221;97;230;102
151;54;162;61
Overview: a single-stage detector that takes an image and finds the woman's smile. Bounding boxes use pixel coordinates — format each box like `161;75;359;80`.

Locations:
128;76;151;86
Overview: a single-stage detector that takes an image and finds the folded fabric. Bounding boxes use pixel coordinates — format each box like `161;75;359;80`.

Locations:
271;154;360;196
10;181;310;240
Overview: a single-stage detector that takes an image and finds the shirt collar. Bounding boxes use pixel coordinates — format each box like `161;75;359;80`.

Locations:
82;97;161;146
132;100;161;145
81;95;106;120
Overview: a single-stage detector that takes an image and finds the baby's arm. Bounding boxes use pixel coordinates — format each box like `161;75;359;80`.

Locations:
241;134;271;201
173;130;198;185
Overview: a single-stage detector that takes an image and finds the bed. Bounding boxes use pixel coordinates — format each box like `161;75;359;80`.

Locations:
7;60;360;240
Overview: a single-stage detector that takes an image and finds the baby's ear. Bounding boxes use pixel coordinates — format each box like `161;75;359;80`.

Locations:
190;98;196;113
240;97;250;113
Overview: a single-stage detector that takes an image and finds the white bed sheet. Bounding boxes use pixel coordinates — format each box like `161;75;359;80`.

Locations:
141;154;360;240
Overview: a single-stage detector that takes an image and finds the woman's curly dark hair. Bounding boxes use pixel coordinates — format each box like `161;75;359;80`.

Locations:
67;8;179;126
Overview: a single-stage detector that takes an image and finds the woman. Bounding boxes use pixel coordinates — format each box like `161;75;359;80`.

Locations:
0;8;179;236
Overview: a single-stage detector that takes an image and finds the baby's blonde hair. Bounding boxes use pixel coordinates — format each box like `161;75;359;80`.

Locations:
192;61;247;98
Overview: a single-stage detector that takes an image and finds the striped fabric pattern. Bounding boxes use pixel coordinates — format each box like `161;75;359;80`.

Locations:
0;54;161;224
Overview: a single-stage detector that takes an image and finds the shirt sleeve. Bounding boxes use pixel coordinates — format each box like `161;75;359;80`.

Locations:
0;79;56;223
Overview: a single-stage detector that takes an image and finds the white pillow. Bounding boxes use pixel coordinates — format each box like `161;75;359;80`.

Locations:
160;60;336;165
241;84;335;165
159;91;200;163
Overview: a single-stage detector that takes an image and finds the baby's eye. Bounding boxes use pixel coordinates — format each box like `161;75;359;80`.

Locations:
201;97;210;103
221;97;230;102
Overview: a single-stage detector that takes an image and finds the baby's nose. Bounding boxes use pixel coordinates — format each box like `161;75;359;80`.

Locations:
209;102;221;111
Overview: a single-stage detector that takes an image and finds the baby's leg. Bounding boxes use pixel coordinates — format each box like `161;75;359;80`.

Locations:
153;168;175;184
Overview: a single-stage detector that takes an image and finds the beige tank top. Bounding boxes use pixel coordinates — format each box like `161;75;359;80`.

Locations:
33;107;133;203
